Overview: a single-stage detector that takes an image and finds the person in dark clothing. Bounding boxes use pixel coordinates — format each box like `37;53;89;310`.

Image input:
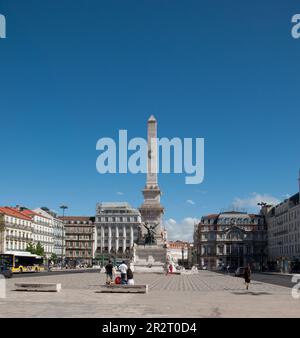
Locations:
244;264;251;290
105;260;114;285
127;268;134;285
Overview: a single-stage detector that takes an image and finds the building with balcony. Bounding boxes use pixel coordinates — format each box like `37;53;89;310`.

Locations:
95;202;141;263
0;207;33;254
194;211;267;271
264;172;300;273
16;207;54;259
34;207;65;262
61;216;96;267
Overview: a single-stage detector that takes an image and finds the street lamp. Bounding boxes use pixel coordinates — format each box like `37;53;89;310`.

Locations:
60;205;68;269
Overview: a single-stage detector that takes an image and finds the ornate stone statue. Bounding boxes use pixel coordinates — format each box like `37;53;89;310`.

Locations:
143;222;159;245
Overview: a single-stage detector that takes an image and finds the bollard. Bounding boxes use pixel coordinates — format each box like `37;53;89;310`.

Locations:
0;275;6;299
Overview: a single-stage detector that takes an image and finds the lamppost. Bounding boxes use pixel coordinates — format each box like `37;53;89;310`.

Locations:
60;205;68;269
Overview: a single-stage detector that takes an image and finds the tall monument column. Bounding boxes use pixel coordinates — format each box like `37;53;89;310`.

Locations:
139;115;164;245
147;115;158;188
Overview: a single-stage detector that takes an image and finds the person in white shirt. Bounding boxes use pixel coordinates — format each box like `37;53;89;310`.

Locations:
118;261;128;284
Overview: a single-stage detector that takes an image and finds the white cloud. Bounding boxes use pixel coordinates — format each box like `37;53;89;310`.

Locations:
232;192;280;211
116;192;124;195
186;199;195;205
164;217;200;242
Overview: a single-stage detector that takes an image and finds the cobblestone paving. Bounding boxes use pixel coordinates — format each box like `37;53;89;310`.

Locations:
148;272;284;293
0;271;299;317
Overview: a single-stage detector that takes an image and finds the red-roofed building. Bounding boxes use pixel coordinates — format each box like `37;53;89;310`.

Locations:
14;207;55;259
0;206;56;259
0;207;33;254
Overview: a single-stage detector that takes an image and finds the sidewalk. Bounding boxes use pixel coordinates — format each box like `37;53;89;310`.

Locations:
215;270;295;278
259;271;295;277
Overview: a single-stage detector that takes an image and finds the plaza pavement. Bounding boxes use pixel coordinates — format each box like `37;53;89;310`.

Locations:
0;270;299;318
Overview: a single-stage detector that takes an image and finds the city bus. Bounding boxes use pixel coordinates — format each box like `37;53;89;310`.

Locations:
0;252;45;273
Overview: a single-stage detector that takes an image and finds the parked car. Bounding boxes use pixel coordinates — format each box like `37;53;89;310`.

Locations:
234;267;245;277
0;265;12;278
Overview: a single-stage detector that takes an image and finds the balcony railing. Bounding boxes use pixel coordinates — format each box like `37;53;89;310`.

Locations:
65;238;94;242
33;230;53;236
4;222;32;231
66;246;92;250
6;234;32;242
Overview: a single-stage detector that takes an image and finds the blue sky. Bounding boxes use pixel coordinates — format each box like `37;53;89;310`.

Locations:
0;0;300;240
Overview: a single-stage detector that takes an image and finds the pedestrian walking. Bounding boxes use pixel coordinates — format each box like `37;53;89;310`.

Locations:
169;264;173;274
105;260;114;285
244;264;251;290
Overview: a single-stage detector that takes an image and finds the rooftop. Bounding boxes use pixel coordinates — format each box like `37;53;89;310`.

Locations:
17;208;51;220
59;216;95;223
97;202;131;208
0;207;32;221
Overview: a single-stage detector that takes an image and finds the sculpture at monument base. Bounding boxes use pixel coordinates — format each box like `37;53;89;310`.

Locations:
142;222;161;245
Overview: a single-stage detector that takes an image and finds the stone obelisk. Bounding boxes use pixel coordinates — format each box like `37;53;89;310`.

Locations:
139;115;164;244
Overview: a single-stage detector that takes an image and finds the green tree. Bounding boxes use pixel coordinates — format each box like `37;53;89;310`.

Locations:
26;242;36;254
35;242;45;256
50;253;57;263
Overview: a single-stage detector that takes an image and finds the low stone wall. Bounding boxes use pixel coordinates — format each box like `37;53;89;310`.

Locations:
15;283;62;292
97;284;148;294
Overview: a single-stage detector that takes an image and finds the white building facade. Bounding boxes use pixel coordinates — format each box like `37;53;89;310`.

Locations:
17;208;54;259
0;207;33;254
265;173;300;272
95;202;141;260
34;208;65;261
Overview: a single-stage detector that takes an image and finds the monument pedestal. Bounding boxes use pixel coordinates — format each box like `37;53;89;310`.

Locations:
133;244;167;273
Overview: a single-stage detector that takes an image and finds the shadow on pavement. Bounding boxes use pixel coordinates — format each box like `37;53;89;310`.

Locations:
231;291;272;296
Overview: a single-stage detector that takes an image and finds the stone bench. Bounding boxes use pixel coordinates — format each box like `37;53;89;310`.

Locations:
15;283;62;292
96;284;148;294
